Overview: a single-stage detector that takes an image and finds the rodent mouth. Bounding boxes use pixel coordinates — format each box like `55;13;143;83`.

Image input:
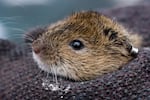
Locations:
32;52;51;72
32;52;77;80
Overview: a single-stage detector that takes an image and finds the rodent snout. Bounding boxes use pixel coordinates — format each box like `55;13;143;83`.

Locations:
32;45;41;54
32;41;45;54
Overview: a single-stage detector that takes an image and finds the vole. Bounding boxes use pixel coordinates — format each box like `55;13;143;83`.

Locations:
25;11;142;81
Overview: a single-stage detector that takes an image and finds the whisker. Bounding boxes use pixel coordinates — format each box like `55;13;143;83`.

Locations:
46;72;50;79
0;21;19;26
24;34;34;40
27;52;33;56
8;27;26;33
20;43;32;48
24;36;34;43
0;16;23;25
24;42;32;46
0;16;22;19
53;66;58;85
0;15;23;21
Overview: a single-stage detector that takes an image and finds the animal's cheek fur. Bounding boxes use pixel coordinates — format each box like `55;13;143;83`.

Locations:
59;47;129;80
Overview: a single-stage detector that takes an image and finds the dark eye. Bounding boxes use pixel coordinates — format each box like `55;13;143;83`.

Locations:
69;40;84;50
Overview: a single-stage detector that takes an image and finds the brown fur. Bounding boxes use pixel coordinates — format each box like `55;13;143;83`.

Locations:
25;11;142;81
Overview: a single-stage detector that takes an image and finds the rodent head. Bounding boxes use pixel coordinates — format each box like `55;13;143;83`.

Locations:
25;11;138;81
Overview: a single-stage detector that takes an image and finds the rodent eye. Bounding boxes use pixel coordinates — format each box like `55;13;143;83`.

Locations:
69;40;84;50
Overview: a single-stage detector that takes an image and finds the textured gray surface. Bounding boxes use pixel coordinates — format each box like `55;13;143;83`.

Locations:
0;4;150;100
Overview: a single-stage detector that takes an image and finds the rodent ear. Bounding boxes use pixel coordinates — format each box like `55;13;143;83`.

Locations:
24;26;47;44
103;28;118;40
103;28;139;57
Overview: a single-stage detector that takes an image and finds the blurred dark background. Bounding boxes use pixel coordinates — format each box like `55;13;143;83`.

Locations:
0;0;149;44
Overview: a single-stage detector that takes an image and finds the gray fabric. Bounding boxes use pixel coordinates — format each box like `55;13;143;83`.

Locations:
0;4;150;100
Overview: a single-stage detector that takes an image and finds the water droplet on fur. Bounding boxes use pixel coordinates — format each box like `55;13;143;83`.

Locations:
42;78;71;92
60;96;63;98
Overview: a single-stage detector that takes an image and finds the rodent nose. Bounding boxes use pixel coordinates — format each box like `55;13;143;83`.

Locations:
32;44;45;54
32;46;41;54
